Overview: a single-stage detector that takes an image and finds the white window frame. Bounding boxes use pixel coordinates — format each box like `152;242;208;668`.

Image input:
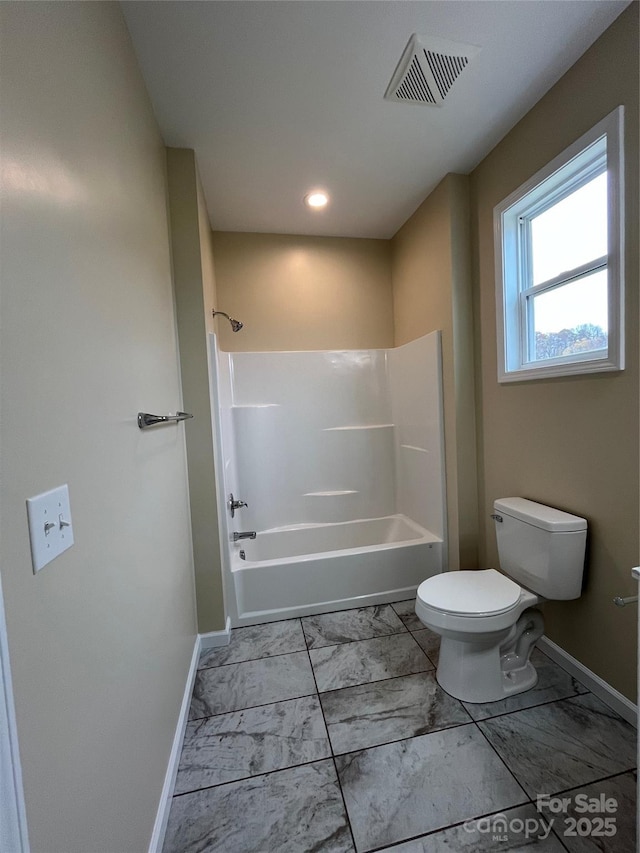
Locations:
494;106;625;383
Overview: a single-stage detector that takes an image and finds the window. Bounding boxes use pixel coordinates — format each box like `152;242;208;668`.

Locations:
494;106;624;382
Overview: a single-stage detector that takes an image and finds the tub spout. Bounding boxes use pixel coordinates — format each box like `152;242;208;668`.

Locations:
233;531;257;542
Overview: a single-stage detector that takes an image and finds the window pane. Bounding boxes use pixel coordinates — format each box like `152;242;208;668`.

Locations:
530;269;608;362
531;172;607;285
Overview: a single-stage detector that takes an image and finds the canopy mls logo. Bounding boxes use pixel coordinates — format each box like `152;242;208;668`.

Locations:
464;794;619;842
463;812;553;843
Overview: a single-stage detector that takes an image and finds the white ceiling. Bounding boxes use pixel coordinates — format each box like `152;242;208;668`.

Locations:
122;1;629;239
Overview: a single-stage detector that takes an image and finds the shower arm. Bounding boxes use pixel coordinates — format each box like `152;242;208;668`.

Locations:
212;310;243;332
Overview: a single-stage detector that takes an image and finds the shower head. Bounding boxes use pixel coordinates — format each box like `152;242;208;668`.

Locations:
212;310;243;332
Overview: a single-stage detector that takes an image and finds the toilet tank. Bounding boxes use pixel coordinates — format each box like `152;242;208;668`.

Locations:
493;498;587;600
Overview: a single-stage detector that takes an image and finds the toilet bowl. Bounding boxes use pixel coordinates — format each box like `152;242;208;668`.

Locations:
415;498;587;704
416;570;544;703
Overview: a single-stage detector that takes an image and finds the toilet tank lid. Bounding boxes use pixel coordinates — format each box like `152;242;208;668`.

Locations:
494;498;587;532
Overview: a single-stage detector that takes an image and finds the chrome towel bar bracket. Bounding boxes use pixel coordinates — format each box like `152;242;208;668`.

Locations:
613;595;638;607
138;411;193;429
613;567;640;606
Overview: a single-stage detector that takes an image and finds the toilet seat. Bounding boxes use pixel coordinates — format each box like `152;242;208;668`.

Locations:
417;569;522;617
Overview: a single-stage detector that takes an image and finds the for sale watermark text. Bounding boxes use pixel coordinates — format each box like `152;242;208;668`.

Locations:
463;794;618;843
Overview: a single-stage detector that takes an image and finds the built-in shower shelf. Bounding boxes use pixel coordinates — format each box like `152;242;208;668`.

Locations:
400;444;429;453
304;490;359;497
323;424;394;431
231;404;281;409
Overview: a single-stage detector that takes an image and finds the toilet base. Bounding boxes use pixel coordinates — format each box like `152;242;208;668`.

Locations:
436;640;539;703
434;609;544;703
499;659;538;696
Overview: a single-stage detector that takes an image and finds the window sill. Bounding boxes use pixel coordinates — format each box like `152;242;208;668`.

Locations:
498;356;623;383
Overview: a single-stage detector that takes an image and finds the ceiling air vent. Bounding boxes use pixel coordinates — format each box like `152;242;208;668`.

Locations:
385;34;480;107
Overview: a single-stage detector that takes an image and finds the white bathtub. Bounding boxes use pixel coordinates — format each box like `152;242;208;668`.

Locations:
231;514;442;625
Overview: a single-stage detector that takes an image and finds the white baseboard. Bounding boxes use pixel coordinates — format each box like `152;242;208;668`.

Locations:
148;618;232;852
148;636;200;853
199;616;231;650
538;635;637;727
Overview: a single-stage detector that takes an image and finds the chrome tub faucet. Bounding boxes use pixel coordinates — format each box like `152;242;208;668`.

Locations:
233;531;256;542
228;493;248;518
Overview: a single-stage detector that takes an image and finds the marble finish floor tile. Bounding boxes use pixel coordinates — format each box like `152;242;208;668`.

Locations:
198;618;306;669
320;671;471;754
310;633;432;693
390;599;424;632
189;651;316;719
478;693;637;798
540;771;636;853
411;627;440;666
175;695;331;793
163;760;354;853
385;804;564;851
463;649;588;721
301;605;406;649
335;723;527;851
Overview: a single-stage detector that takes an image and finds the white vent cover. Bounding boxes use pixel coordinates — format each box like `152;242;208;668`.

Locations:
385;34;480;107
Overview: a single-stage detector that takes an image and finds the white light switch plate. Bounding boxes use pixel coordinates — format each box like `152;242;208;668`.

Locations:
26;484;74;573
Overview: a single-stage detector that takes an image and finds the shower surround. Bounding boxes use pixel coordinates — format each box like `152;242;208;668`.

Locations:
211;332;446;625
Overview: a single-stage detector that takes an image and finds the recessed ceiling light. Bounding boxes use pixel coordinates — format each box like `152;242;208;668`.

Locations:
305;190;329;209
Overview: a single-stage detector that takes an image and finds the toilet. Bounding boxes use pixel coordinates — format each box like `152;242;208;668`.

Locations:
415;497;587;704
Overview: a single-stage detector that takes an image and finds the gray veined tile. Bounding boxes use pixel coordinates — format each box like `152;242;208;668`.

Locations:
335;723;527;852
175;695;331;793
462;648;588;721
320;671;471;754
198;618;306;669
163;760;354;853
309;633;432;693
539;771;636;853
411;627;440;666
301;604;406;649
385;804;565;851
478;693;637;799
189;651;316;718
391;598;424;632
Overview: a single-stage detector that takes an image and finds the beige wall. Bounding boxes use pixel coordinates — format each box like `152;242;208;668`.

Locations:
199;173;220;336
391;174;478;570
471;4;639;700
211;231;394;351
449;177;479;569
0;4;197;850
166;149;225;632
